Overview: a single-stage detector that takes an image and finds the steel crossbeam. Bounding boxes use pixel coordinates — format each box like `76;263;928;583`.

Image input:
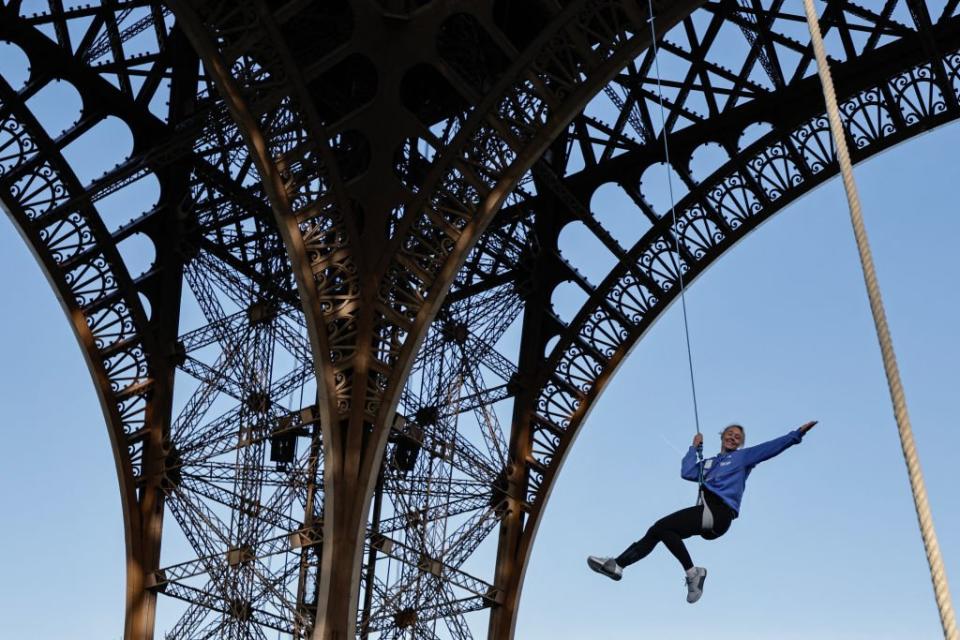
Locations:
6;1;960;639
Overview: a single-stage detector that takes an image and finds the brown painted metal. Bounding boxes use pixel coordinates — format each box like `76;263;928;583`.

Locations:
0;7;190;638
157;1;707;636
494;11;960;638
4;1;960;638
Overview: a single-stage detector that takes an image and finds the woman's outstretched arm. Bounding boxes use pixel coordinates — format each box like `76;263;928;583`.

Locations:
741;420;818;467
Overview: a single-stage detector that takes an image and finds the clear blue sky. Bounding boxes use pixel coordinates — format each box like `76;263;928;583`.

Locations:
2;47;959;640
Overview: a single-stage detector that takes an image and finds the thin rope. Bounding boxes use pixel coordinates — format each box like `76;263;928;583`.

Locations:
801;3;957;638
646;1;703;444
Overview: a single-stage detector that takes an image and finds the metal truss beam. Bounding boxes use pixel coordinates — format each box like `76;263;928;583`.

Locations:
492;8;960;637
6;1;960;639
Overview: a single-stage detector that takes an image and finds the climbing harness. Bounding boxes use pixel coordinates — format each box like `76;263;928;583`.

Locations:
800;2;957;637
697;458;715;534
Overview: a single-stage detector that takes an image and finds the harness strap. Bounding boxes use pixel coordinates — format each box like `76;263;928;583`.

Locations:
697;455;714;534
698;488;715;534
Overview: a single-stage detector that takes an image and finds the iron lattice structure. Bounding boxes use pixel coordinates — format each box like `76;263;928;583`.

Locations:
2;0;959;637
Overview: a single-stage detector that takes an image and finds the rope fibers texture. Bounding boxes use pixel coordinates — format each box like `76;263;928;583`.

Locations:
802;2;957;637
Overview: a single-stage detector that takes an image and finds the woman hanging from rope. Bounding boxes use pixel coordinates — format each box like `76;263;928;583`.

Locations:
587;420;818;603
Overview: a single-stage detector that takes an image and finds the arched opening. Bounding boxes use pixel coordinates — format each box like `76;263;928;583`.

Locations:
61;115;135;186
557;220;618;286
0;40;31;89
687;141;730;183
589;182;653;248
116;231;157;279
638;162;689;217
95;172;160;233
24;79;83;139
737;121;773;151
549;279;590;326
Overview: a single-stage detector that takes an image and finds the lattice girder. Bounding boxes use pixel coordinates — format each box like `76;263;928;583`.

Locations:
489;6;960;636
1;4;315;637
159;1;703;637
10;1;960;638
0;3;196;635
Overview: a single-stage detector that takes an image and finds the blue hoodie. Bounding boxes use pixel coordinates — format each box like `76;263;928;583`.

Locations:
681;429;804;515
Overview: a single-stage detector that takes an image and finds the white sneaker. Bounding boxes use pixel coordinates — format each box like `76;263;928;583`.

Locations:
685;567;707;603
587;556;623;581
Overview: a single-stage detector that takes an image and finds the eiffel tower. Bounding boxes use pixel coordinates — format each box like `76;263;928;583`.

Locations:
2;1;959;638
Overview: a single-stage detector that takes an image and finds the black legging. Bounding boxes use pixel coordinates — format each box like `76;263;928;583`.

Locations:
616;489;736;571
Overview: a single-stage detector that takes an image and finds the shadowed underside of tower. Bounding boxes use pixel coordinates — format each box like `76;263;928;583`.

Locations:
1;0;959;637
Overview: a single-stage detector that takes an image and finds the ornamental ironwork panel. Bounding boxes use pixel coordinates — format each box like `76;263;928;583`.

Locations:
3;1;960;639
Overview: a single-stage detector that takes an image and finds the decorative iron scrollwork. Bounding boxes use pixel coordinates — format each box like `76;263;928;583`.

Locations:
889;63;948;126
0;114;36;178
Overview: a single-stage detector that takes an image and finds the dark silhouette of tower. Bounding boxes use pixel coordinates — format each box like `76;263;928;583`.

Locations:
2;1;958;637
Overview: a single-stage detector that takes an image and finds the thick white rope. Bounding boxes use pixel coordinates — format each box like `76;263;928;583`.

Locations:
802;3;957;637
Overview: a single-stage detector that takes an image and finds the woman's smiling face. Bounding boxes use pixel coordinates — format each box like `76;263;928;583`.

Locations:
721;425;744;451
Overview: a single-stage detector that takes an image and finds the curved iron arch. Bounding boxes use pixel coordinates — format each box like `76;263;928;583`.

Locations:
9;1;959;638
162;1;704;636
0;15;174;637
0;7;311;637
491;12;960;636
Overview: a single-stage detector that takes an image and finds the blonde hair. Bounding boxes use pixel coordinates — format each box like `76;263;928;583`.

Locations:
721;424;745;448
